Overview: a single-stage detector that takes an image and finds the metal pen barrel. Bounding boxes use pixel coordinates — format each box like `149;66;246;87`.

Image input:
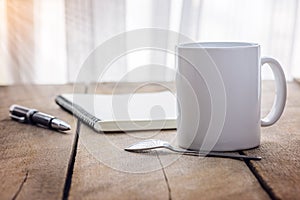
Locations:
31;112;54;127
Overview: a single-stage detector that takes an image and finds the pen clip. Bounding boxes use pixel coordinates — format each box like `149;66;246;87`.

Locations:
9;114;26;122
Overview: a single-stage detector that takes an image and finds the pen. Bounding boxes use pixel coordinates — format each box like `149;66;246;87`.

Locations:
9;104;71;131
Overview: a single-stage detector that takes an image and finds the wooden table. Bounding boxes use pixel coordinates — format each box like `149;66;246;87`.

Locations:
0;82;299;200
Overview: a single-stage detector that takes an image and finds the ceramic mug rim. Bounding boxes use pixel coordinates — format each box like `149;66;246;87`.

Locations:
177;42;259;49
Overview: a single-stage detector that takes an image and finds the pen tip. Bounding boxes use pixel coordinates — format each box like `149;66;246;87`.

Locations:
61;124;71;131
59;123;71;131
51;118;71;131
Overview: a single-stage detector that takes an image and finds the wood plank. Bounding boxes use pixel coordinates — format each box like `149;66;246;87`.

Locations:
0;85;80;200
244;82;300;199
154;131;269;200
69;125;170;200
69;82;269;199
70;126;268;200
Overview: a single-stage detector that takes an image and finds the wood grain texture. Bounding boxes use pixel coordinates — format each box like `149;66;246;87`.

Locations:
69;82;269;200
152;131;269;200
69;125;170;200
69;126;268;200
3;81;298;199
244;81;300;199
0;85;80;200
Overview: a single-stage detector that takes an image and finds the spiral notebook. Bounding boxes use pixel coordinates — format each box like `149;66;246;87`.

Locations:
55;92;177;132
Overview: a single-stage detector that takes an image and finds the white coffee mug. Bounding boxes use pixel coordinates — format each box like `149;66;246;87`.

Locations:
176;42;286;151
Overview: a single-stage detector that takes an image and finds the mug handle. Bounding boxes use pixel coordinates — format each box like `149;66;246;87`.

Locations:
261;57;287;127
